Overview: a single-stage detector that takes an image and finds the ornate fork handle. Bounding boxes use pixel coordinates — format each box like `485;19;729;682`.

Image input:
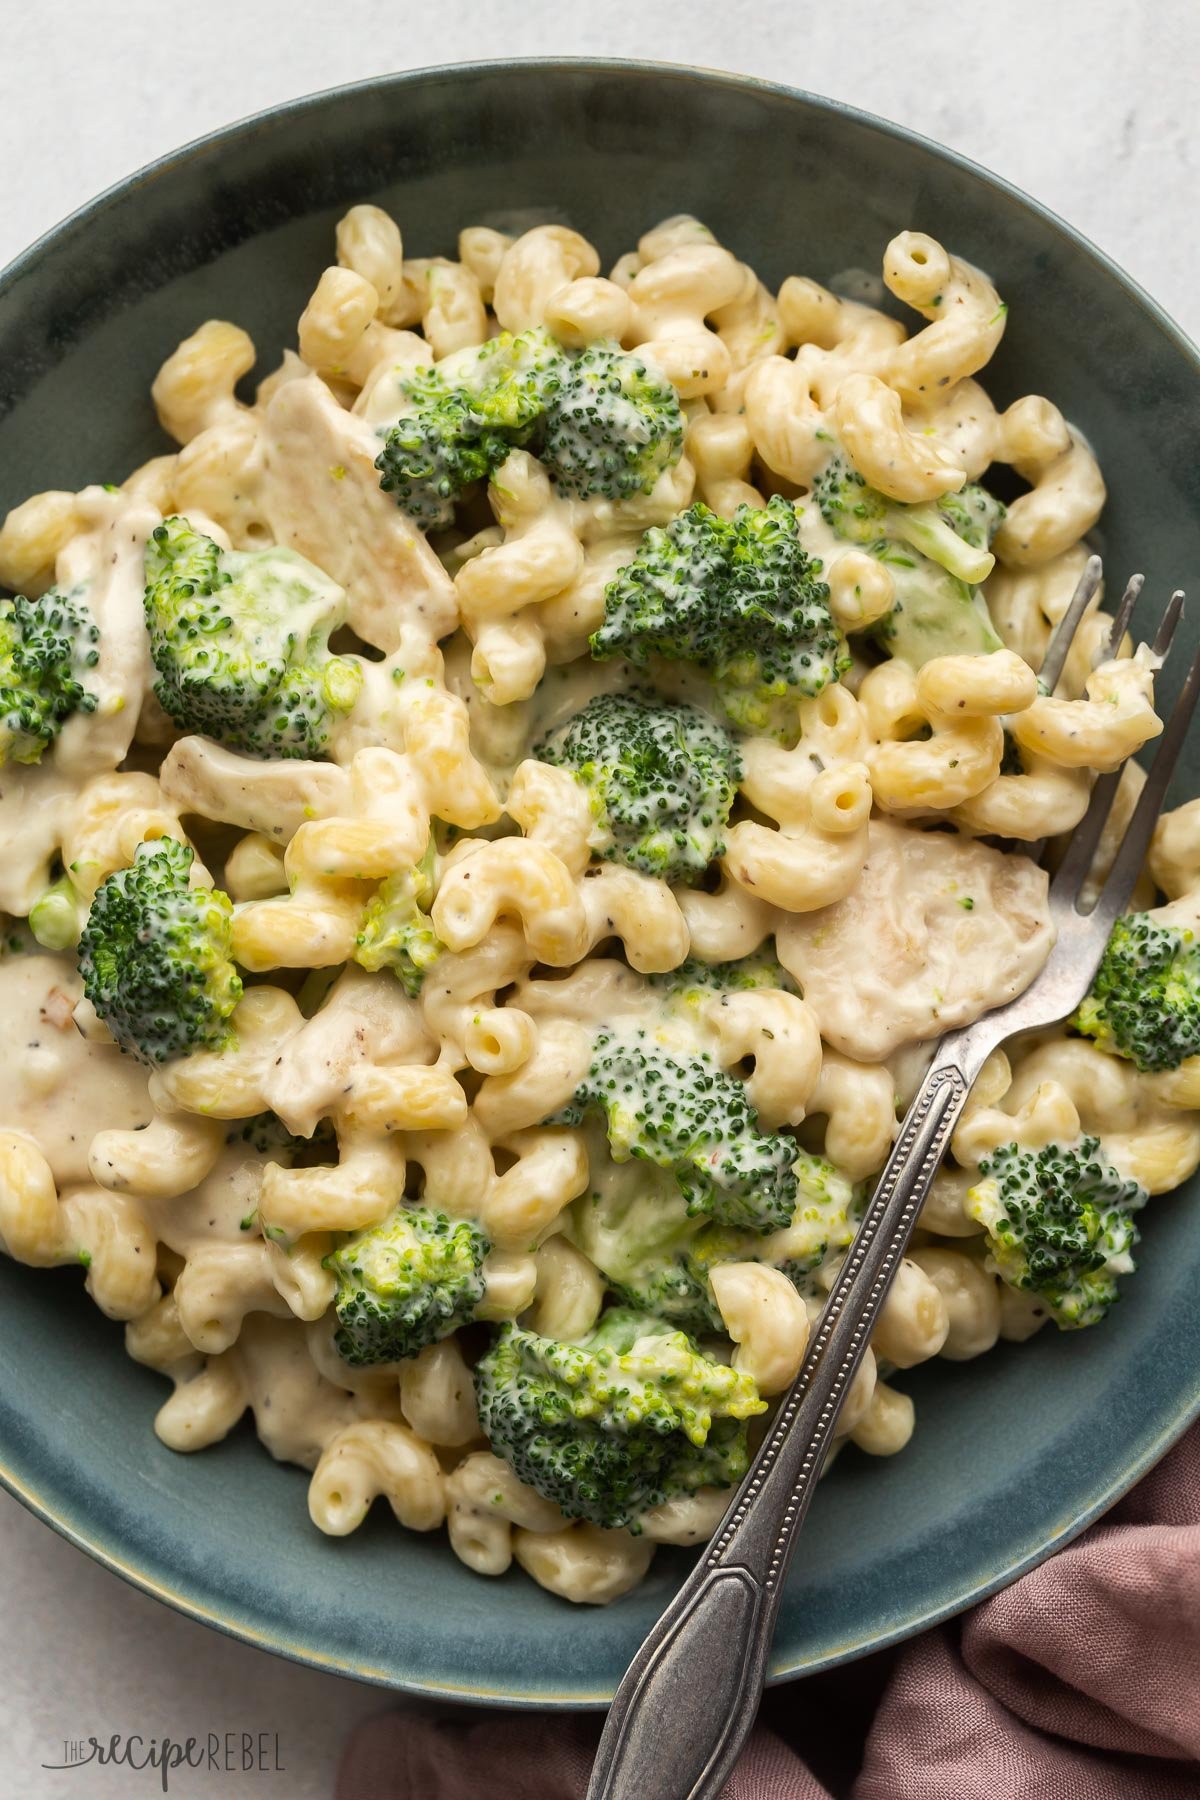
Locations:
587;1029;991;1800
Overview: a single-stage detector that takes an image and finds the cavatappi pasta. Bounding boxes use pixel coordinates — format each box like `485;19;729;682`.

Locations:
0;208;1194;1606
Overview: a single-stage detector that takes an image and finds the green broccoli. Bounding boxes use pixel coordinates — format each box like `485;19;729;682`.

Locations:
812;452;1003;583
0;584;100;765
475;1309;764;1528
324;1203;490;1366
679;1154;858;1306
936;485;1009;554
755;1151;862;1286
1074;912;1200;1072
534;692;741;883
376;330;683;525
538;340;684;501
873;545;1003;665
376;385;515;527
375;331;555;527
448;327;561;428
77;836;242;1064
648;949;798;1004
226;1112;338;1159
612;1255;717;1332
28;870;87;951
592;496;846;734
570;1141;856;1329
143;517;363;758
568;1156;719;1331
354;842;441;995
554;1028;799;1233
810;450;1005;665
0;919;34;959
966;1137;1147;1328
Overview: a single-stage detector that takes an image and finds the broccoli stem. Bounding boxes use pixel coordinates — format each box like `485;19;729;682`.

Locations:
28;875;85;951
890;504;995;584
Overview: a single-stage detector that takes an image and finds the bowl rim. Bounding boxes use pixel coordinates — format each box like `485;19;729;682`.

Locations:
2;55;1199;1706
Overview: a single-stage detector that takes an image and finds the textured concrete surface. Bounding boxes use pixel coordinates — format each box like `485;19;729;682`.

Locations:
1;3;1196;1794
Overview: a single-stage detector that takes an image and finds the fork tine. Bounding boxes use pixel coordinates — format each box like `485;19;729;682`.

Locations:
1100;572;1144;663
1038;554;1102;693
1087;630;1200;930
1050;593;1188;905
1024;567;1158;871
1049;773;1123;903
1152;590;1185;656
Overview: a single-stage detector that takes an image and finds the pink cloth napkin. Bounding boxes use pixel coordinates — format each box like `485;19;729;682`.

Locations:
337;1422;1200;1798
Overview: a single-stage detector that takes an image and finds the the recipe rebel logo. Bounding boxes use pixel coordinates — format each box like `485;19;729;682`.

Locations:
42;1732;286;1791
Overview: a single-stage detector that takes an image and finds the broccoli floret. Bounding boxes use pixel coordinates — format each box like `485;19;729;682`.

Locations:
0;584;100;765
354;843;441;995
538;341;684;501
554;1028;799;1233
592;496;846;734
966;1137;1147;1328
1074;912;1200;1072
143;517;363;758
0;920;34;958
377;387;515;527
377;331;684;524
77;837;242;1064
936;485;1008;552
569;1156;719;1331
534;692;741;883
874;545;1003;665
226;1112;338;1159
613;1258;717;1331
773;1154;863;1280
324;1203;490;1366
649;949;798;1003
812;452;1003;584
570;1125;854;1327
28;871;87;951
683;1154;859;1300
375;330;561;527
449;328;562;429
810;450;1005;665
475;1310;764;1527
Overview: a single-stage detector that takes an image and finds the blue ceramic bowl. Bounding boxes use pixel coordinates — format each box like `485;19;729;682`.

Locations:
1;61;1198;1704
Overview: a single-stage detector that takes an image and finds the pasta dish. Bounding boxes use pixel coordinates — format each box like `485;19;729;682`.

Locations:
0;207;1196;1605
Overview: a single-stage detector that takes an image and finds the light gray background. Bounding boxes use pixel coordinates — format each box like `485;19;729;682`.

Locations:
2;3;1196;1795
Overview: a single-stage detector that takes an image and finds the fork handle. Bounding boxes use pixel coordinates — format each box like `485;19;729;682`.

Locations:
587;1037;987;1800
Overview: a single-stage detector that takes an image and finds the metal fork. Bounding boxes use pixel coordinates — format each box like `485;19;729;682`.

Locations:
588;566;1196;1800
